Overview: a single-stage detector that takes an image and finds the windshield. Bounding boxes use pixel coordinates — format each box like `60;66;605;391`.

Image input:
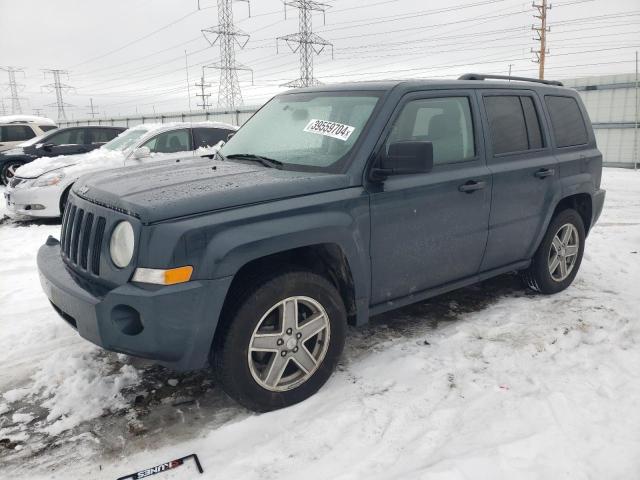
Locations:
102;128;150;152
221;92;381;171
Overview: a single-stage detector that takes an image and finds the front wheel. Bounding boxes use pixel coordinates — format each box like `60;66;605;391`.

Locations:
213;271;347;412
1;161;24;186
522;208;586;294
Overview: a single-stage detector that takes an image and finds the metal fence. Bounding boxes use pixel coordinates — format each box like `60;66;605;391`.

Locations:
57;106;261;129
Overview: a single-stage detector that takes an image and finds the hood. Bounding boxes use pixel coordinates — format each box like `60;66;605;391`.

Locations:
73;158;350;223
15;149;127;179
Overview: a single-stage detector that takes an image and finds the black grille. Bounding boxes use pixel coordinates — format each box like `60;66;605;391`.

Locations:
60;201;106;276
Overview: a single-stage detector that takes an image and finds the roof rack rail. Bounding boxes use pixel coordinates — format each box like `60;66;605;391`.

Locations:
458;73;563;87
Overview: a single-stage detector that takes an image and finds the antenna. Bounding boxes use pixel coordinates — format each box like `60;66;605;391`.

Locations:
532;0;551;80
202;0;252;109
276;1;334;88
42;69;75;121
1;66;27;114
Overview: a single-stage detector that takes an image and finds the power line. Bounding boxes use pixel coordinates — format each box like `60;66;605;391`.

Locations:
277;1;333;87
42;69;74;121
202;0;253;109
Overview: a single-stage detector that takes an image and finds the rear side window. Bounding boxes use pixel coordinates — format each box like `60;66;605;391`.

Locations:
88;128;120;144
192;128;233;149
484;95;546;154
385;96;476;166
1;125;36;142
545;95;589;147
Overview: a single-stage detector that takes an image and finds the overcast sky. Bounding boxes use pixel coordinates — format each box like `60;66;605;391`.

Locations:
1;0;638;120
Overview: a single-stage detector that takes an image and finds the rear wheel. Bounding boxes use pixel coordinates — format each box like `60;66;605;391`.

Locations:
1;161;24;186
213;271;347;412
522;208;585;294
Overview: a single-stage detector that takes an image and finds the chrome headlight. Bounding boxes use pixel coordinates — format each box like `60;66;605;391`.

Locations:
109;221;135;268
33;171;65;187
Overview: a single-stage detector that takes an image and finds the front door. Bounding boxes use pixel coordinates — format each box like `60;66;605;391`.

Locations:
369;91;491;305
128;128;194;165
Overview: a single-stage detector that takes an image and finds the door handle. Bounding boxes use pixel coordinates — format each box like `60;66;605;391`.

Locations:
458;180;486;193
534;168;555;179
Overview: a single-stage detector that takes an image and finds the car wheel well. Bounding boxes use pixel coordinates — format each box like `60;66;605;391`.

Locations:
219;244;357;331
554;193;592;235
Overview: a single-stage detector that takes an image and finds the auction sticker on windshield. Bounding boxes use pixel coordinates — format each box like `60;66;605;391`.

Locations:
303;119;355;141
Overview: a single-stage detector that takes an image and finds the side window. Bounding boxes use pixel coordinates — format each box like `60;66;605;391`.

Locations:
545;95;589;147
192;128;233;149
385;96;475;166
484;96;528;154
89;128;119;144
1;125;36;142
142;129;192;153
39;125;57;132
47;129;85;145
520;96;544;149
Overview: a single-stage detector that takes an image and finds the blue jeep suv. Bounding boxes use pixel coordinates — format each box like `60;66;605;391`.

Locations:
37;74;605;411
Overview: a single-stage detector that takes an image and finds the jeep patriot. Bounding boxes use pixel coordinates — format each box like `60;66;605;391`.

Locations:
37;74;605;411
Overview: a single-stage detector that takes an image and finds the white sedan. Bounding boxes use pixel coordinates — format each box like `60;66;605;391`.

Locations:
4;121;236;219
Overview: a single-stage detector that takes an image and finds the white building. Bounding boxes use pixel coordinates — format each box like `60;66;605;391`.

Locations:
565;74;639;168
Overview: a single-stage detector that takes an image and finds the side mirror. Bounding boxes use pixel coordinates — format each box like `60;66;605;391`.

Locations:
42;143;55;152
227;132;235;141
371;141;434;180
133;146;151;159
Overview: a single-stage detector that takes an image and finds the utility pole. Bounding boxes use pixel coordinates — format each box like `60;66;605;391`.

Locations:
195;68;212;111
532;0;551;80
86;98;98;118
42;69;74;121
634;50;638;171
1;66;26;114
508;64;513;80
33;108;44;116
202;0;252;109
277;1;333;87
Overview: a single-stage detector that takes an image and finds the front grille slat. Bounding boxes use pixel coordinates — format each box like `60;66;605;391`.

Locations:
64;206;77;257
70;209;84;264
60;205;71;248
92;217;106;275
80;213;94;269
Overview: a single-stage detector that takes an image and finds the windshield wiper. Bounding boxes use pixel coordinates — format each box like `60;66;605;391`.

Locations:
225;153;283;169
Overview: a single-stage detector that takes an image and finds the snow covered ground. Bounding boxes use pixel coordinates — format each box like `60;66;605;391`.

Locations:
0;168;639;479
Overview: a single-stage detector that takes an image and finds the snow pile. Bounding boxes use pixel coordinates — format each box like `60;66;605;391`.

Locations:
0;115;56;126
0;169;639;479
15;148;128;178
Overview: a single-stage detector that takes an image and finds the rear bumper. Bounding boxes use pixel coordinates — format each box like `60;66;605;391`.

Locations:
591;188;606;228
37;237;233;371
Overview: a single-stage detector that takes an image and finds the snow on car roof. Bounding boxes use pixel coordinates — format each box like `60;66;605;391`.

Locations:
0;114;57;125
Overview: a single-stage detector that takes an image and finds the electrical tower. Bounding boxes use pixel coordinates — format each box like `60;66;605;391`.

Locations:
1;66;26;114
277;1;333;88
195;69;212;111
532;0;551;80
0;98;6;116
202;0;252;110
42;69;74;121
86;98;98;118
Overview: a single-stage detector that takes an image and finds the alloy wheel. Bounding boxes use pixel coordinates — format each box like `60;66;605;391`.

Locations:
548;223;579;282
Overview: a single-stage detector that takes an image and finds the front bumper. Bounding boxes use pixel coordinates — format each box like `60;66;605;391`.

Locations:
4;183;62;218
37;237;233;371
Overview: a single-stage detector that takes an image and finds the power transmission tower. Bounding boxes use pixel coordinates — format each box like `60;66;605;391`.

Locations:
195;69;212;111
1;66;26;114
86;98;98;118
202;0;252;110
532;0;551;80
42;69;75;121
0;98;6;116
277;1;333;88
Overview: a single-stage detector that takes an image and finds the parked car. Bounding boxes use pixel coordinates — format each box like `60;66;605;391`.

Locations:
0;119;57;153
4;121;236;218
37;75;605;412
0;126;125;185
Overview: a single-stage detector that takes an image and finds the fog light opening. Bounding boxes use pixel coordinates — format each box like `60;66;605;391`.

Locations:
111;305;143;336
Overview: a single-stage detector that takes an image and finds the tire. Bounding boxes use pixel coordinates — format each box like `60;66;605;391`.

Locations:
1;161;24;186
213;270;347;412
522;208;586;294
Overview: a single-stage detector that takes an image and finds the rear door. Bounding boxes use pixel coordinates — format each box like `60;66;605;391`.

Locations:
369;90;491;304
479;90;561;271
132;128;193;164
86;128;121;151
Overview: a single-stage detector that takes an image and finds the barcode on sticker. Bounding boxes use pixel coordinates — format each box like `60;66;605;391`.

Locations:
303;119;355;141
